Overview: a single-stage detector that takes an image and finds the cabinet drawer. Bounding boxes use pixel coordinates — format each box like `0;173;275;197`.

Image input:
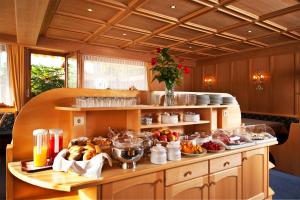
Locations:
165;161;208;186
210;153;241;173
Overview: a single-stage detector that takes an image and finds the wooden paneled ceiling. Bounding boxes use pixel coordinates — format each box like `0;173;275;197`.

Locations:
1;0;300;60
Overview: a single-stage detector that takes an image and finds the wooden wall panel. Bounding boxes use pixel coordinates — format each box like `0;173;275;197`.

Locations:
216;62;231;93
248;56;271;113
270;54;295;114
232;60;249;111
296;52;300;114
196;46;300;115
193;66;203;91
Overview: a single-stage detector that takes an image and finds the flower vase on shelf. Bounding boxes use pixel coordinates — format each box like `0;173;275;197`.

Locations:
164;84;175;106
151;47;190;107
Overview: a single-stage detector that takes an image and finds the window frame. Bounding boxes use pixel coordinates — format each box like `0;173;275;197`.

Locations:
25;48;67;102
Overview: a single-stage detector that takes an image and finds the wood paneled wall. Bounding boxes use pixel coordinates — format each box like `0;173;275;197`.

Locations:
195;42;300;115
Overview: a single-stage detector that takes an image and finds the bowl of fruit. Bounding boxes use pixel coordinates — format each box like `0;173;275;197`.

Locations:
201;141;225;153
152;128;180;146
180;141;207;157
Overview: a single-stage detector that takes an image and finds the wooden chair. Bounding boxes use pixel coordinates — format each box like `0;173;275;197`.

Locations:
270;122;300;176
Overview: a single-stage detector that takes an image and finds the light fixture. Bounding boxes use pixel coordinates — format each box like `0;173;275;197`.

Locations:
188;46;192;49
87;8;93;12
170;5;176;9
248;30;252;33
204;76;215;88
252;73;265;91
122;33;127;36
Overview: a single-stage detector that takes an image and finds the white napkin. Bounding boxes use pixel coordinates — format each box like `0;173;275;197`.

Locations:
52;149;112;178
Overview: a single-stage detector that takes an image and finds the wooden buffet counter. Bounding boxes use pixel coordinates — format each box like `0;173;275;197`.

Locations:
8;141;277;200
6;88;276;199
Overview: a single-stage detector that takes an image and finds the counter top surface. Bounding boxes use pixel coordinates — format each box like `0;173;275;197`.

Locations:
8;141;277;192
55;104;237;111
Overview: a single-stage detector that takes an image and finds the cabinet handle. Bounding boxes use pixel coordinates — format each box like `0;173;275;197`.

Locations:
223;161;230;167
184;171;192;177
242;157;248;162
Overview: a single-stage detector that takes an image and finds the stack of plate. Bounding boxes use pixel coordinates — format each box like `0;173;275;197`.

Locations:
222;97;234;105
196;95;210;105
209;94;223;105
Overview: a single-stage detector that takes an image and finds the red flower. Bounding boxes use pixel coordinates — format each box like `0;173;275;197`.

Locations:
177;64;183;69
151;58;157;65
184;66;190;74
156;48;161;53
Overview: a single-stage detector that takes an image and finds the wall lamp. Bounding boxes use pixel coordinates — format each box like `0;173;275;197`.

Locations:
204;76;215;88
252;73;265;91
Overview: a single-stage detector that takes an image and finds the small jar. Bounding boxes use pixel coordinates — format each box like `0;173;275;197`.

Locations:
49;129;63;163
166;141;181;161
33;129;48;167
150;144;167;165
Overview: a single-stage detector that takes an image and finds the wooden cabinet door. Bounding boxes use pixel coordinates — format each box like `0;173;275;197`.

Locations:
209;166;242;200
102;171;164;200
242;147;268;200
165;176;209;200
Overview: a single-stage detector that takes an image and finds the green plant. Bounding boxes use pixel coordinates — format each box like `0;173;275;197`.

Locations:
31;64;65;96
151;48;189;90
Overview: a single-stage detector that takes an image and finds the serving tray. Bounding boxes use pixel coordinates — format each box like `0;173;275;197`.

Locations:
21;160;52;173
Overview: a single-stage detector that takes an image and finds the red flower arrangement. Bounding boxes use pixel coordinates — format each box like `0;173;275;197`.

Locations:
151;48;189;91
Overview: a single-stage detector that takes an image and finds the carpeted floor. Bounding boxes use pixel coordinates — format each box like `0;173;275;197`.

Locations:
270;169;300;199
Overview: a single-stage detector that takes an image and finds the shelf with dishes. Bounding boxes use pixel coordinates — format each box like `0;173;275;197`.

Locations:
140;120;210;129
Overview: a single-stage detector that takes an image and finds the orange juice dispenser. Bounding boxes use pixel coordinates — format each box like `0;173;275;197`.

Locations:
33;129;48;167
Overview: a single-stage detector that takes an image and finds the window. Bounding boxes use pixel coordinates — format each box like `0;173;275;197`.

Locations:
83;55;148;90
30;53;65;96
67;57;77;88
0;44;13;106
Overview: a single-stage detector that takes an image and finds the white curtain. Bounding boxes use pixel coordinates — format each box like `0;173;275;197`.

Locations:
0;44;13;106
83;55;148;90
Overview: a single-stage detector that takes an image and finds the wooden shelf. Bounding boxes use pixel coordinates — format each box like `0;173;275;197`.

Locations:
140;120;210;129
55;105;234;111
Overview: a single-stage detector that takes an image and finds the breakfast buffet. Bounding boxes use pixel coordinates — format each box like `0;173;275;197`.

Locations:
6;89;277;200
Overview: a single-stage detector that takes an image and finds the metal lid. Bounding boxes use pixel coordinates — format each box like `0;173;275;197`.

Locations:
49;128;63;135
33;129;48;136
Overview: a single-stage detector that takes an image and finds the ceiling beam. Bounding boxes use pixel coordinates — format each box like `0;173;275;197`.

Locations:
15;0;50;45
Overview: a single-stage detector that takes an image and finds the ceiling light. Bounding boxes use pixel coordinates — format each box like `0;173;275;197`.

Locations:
248;30;252;33
170;5;176;9
87;8;93;12
122;33;127;36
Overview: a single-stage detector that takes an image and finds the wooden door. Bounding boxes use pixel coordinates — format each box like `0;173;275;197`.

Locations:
209;166;242;200
165;176;209;200
242;147;268;200
102;172;164;200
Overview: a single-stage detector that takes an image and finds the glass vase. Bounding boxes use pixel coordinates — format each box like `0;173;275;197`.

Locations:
164;84;175;106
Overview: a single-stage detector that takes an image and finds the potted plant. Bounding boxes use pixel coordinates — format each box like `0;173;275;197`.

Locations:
151;48;189;106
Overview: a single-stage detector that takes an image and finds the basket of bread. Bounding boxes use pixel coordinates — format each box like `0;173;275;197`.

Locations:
53;137;112;178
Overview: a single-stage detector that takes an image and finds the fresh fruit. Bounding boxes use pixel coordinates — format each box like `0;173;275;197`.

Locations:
167;133;177;142
152;129;179;142
159;135;168;142
181;142;203;154
201;141;222;151
152;130;160;138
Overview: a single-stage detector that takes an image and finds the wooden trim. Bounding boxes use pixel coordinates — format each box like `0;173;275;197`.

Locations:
242;110;299;119
15;0;50;45
40;0;61;36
